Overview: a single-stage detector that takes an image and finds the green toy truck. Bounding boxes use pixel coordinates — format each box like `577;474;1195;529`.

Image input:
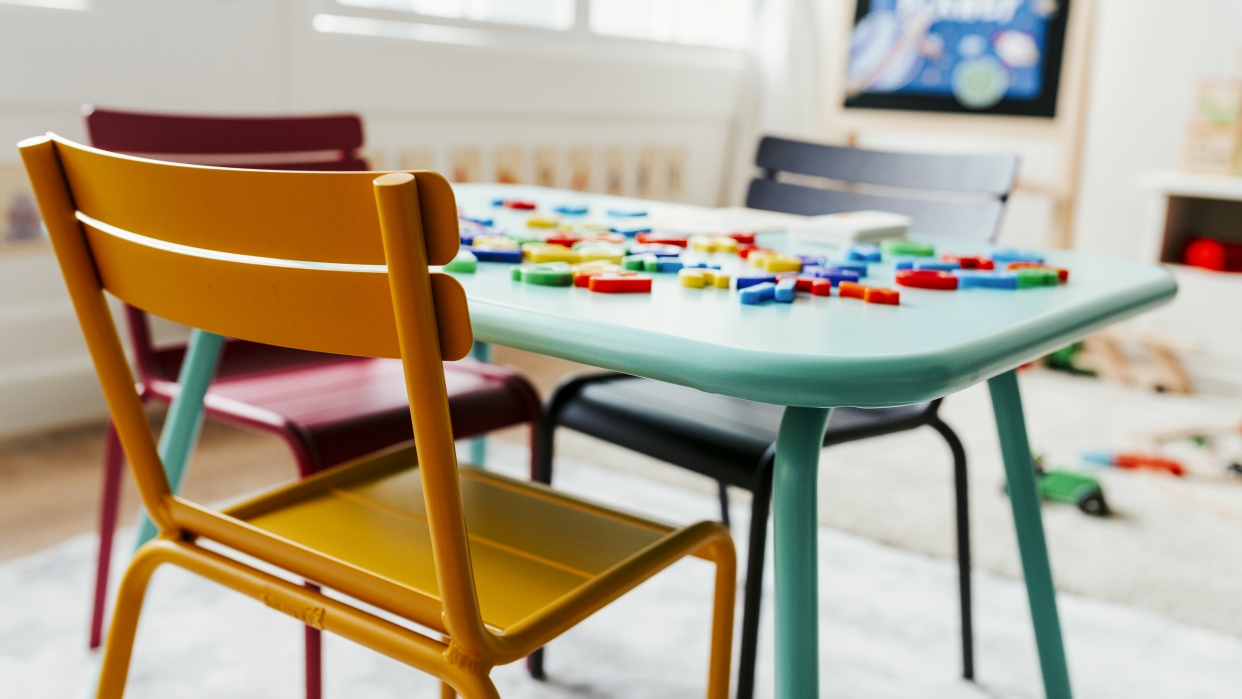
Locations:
1038;469;1110;516
1009;454;1111;517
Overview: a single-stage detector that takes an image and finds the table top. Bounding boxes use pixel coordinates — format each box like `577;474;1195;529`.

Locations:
447;184;1177;409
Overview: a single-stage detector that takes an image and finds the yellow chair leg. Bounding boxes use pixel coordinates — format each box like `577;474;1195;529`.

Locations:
440;636;458;699
96;542;167;699
445;671;500;699
704;537;738;699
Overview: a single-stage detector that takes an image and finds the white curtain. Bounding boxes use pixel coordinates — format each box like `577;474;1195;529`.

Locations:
756;0;825;138
722;0;831;204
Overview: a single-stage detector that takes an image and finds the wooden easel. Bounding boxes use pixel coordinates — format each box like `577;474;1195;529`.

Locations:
820;0;1096;249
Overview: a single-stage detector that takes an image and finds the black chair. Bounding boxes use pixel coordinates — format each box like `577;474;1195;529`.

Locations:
530;136;1019;698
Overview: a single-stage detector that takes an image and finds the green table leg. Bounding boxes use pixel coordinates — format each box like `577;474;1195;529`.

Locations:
989;370;1073;699
773;406;833;699
468;340;491;466
132;329;224;548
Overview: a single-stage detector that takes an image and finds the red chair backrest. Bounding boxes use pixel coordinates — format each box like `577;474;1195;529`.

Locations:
83;105;368;171
81;106;371;382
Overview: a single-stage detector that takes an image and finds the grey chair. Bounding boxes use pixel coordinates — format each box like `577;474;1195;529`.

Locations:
530;136;1019;698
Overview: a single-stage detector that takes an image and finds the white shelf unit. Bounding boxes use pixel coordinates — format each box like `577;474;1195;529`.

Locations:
1137;171;1242;396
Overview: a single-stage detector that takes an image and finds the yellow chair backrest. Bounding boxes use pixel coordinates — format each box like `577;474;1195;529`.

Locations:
18;134;495;650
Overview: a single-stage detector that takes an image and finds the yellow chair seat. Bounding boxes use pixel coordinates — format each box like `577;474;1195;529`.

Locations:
245;459;673;630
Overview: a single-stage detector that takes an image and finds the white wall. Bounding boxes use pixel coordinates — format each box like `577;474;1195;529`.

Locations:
1073;0;1242;259
0;0;749;438
7;0;1239;436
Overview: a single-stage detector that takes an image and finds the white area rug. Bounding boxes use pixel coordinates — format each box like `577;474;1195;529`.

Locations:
2;442;1240;699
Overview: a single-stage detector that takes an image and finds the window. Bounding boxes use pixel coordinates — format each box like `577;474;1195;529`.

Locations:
589;0;755;49
318;0;757;57
0;0;88;9
336;0;575;31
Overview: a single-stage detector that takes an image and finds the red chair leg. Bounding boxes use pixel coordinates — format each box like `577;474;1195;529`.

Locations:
291;424;324;699
305;582;323;699
280;425;323;478
90;421;126;650
254;426;325;699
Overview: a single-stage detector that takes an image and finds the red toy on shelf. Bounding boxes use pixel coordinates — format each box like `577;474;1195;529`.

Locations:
1183;236;1242;272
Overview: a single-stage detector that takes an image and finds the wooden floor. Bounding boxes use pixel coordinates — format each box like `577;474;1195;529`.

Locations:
0;347;591;563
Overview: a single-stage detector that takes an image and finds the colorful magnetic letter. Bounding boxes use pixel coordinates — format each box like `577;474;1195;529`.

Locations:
523;243;581;264
957;271;1019;289
739;282;776;304
443;248;477;273
736;273;778;289
896;269;959;290
774;278;797;303
471;246;523;263
1015;268;1060;287
512;262;573;286
679;268;707;288
817;269;861;286
881;239;934;259
913;260;960;272
863;287;900;305
847;244;882;262
991;248;1044;265
589;274;653;293
636;232;688;247
837;281;866;299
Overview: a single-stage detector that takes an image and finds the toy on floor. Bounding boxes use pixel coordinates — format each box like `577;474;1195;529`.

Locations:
1042;342;1097;377
1012;455;1111;517
1072;328;1194;394
1082;450;1186;476
1140;422;1242;477
1039;469;1110;516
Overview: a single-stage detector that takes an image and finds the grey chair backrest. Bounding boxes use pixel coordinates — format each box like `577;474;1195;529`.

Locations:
745;136;1020;242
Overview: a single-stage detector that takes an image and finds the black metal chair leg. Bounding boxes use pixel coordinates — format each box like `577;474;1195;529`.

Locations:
717;480;732;529
526;648;546;680
930;418;973;681
735;455;774;699
526;390;559;681
532;407;556;486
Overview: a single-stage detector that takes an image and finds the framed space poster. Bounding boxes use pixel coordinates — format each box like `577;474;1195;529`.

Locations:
844;0;1071;117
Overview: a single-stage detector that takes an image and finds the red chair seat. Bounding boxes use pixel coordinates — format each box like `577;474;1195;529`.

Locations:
143;354;537;471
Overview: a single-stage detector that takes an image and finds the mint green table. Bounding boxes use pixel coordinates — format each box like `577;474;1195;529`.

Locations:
161;183;1175;699
451;184;1176;698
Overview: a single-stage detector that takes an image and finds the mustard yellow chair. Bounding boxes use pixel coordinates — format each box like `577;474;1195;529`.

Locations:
19;134;735;699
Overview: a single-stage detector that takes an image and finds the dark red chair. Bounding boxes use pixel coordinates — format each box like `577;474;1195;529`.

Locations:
82;106;542;698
